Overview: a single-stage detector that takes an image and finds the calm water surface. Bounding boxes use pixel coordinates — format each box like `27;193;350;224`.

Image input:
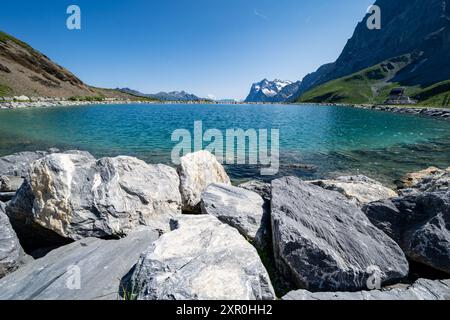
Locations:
1;103;449;185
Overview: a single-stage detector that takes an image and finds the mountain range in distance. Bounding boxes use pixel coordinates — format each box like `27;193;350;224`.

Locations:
116;88;207;102
118;88;243;103
0;30;212;102
246;0;450;107
1;0;450;107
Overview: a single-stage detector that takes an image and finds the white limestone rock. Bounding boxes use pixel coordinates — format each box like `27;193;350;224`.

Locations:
128;215;276;300
7;153;182;241
177;151;230;212
310;175;398;207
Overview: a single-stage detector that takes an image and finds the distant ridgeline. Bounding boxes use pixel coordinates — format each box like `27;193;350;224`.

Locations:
116;88;210;102
245;0;450;107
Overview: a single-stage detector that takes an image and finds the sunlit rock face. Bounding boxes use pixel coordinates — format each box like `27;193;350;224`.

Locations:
128;215;276;300
177;150;230;213
7;153;182;241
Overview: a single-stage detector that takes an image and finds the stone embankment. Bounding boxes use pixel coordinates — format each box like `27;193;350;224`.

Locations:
0;149;448;300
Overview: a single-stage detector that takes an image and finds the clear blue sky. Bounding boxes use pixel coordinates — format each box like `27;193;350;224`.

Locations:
0;0;373;99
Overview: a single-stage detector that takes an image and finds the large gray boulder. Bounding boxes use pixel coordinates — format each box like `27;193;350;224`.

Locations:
271;176;409;292
0;150;52;202
363;191;450;274
310;175;398;207
177;151;230;213
128;215;276;300
0;150;94;202
0;150;52;177
0;201;29;278
0;228;159;300
6;180;71;253
7;153;181;242
0;149;87;177
282;279;450;300
201;183;269;249
238;180;271;202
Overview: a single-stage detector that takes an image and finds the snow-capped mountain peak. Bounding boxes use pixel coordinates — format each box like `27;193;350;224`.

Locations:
245;79;300;103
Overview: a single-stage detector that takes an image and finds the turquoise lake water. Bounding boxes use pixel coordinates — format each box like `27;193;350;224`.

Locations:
1;103;450;185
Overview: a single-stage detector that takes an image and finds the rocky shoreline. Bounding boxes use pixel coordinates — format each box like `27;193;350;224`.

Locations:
2;99;450;122
0;149;449;300
292;102;450;120
0;99;157;109
353;104;450;120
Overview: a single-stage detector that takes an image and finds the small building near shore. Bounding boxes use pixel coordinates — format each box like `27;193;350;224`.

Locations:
385;88;417;105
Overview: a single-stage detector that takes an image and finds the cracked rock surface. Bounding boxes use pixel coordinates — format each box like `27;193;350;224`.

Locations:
271;176;409;291
177;151;230;213
0;228;159;300
201;183;270;249
283;278;450;300
128;215;276;300
6;153;181;242
363;191;450;274
0;201;29;278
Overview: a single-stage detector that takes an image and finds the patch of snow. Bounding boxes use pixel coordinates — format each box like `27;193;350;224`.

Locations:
262;88;277;97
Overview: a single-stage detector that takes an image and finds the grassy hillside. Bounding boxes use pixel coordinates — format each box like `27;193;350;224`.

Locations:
297;55;450;108
412;80;450;107
0;30;147;100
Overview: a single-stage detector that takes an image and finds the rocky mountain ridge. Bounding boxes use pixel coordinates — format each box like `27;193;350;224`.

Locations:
293;0;450;103
245;79;301;103
117;87;203;101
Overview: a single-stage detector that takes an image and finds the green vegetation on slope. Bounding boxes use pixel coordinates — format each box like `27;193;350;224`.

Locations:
297;56;411;104
412;80;450;107
68;95;106;102
297;55;450;108
0;84;12;97
0;31;38;54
